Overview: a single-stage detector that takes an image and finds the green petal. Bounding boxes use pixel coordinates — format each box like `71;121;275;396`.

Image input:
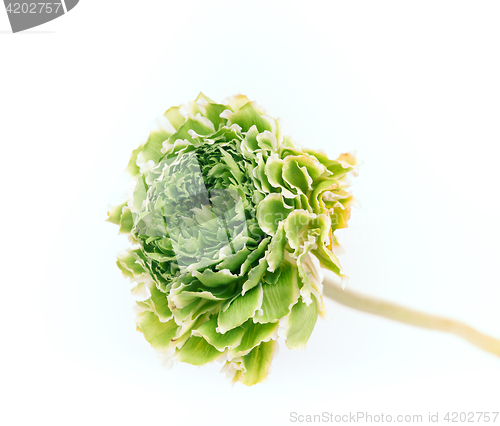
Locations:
256;154;272;193
309;177;338;214
304;149;354;179
126;146;143;176
166;116;215;145
136;312;178;351
282;158;312;194
331;195;355;230
225;94;251;111
127;112;182;174
231;321;278;356
218;284;263;334
292;154;327;181
192;316;245;351
171;289;226;309
163;105;185;131
116;249;146;278
256;131;277;152
107;201;128;225
170;314;209;349
240;237;270;275
149;285;172;322
119;206;134;234
140;127;172;164
304;149;355;179
312;246;343;276
201;102;227;130
193;269;240;288
266;221;287;272
176;336;222;365
263;267;281;285
285;295;319;350
224;102;272;133
296;235;317;305
240;340;276;386
217;247;251;272
257;193;293;236
241;125;260;157
265;154;295;198
171;298;220;324
265;154;284;185
283;209;313;253
220;149;245;184
130;175;148;214
253;262;300;324
242;257;268;294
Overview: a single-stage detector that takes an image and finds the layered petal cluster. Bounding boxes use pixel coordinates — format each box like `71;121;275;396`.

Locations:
108;93;357;385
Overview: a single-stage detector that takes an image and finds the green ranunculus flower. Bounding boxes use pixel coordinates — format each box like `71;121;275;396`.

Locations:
108;93;357;385
109;93;500;384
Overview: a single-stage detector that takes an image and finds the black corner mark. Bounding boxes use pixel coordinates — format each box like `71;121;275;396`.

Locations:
64;0;78;12
3;1;79;33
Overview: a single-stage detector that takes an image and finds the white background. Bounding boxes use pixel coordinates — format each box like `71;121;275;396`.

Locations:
1;1;500;425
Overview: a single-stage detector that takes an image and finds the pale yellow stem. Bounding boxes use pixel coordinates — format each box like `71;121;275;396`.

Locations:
322;274;500;358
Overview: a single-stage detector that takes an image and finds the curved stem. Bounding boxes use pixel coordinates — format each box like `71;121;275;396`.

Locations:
322;273;500;358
